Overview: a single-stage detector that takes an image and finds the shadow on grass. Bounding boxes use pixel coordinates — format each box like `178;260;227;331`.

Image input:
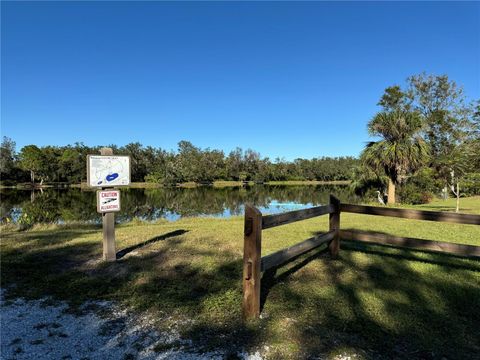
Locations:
1;227;251;351
415;205;473;212
307;245;480;359
260;244;330;312
269;229;479;358
2;225;480;359
254;229;480;359
317;228;480;270
116;229;189;259
0;225;101;247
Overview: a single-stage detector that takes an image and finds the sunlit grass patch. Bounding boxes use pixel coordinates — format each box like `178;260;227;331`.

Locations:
1;198;479;358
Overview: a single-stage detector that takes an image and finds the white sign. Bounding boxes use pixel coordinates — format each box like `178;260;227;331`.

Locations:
97;190;121;213
87;155;130;187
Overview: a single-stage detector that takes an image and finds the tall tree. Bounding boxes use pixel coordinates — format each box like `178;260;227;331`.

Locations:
0;137;17;181
59;147;84;183
407;74;474;176
377;85;411;112
225;148;244;181
361;111;429;204
378;74;478;203
18;145;46;184
122;142;149;182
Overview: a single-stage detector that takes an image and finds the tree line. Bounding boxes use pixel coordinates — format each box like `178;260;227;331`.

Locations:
2;72;478;206
1;185;357;227
357;73;480;207
0;138;358;185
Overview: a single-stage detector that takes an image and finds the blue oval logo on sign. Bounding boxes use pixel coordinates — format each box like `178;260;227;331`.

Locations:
106;173;119;182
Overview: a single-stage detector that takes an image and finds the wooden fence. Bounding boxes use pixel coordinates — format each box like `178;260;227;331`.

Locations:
242;195;480;319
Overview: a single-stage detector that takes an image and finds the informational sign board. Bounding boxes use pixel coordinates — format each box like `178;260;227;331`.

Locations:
97;190;121;213
87;155;130;187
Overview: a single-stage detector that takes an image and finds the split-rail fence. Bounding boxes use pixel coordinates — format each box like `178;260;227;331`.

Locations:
242;195;480;319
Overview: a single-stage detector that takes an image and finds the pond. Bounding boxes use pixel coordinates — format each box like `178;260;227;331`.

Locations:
0;185;365;225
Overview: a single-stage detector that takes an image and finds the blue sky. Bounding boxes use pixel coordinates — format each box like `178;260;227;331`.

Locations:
2;1;479;160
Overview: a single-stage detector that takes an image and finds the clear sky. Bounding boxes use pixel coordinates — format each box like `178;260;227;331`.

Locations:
2;1;479;160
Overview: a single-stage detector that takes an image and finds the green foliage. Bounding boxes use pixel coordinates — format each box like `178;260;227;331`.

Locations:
0;137;16;176
17;193;60;228
361;110;429;184
18;145;48;183
379;73;478;185
2;204;480;358
59;148;84;183
350;165;387;196
398;183;433;205
0;137;27;183
462;172;480;196
370;73;479;203
1;139;360;186
1;185;361;226
377;85;411;112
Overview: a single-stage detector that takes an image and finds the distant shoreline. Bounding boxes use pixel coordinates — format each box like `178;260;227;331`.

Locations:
1;180;351;190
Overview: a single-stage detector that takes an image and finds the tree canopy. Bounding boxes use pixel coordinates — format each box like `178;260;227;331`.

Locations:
0;139;358;185
360;73;479;205
361;111;429;203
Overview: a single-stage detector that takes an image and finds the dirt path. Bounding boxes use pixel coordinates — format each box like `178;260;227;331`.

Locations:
0;294;261;360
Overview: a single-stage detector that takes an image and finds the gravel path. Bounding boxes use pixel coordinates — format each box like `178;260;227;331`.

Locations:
0;293;262;360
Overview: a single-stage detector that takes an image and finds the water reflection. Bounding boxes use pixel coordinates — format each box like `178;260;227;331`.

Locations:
0;185;362;226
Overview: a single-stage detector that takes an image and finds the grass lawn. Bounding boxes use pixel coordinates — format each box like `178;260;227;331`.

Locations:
1;197;479;359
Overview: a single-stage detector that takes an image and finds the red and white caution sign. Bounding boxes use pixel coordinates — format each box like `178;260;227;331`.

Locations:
97;190;121;213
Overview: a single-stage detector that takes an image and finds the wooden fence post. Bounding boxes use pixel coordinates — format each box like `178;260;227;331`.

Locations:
100;147;116;262
329;195;341;258
242;204;262;319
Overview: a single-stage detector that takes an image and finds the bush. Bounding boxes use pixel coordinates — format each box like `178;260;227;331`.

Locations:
397;168;438;204
349;166;387;197
398;182;434;204
144;173;163;184
462;173;480;196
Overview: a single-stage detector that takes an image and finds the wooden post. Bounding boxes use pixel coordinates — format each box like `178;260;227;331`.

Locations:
100;147;116;261
329;195;341;258
242;204;262;319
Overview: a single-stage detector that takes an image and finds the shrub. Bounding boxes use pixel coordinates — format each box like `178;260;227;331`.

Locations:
462;173;480;196
398;182;434;204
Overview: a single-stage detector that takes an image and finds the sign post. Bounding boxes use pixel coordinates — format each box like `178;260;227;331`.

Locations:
87;147;131;262
100;147;116;261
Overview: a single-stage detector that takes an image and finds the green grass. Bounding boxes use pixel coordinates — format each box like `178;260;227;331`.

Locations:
1;198;480;359
412;195;480;214
31;180;350;189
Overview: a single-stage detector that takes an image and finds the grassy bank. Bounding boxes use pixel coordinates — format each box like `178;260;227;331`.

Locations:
1;198;479;358
8;180;350;190
70;181;163;189
266;180;351;186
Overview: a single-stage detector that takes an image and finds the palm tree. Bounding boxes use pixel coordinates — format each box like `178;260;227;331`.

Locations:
361;111;429;204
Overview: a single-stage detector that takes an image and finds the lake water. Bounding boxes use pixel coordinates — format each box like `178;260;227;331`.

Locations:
0;185;364;225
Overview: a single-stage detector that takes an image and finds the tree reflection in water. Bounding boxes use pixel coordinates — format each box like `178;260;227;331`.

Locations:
1;185;363;226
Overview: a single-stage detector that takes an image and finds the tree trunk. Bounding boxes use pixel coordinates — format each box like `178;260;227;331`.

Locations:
387;178;395;205
456;182;459;213
30;170;35;184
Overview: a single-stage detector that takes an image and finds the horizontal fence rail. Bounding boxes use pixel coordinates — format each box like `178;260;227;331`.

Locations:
242;195;340;319
340;230;480;258
243;195;480;320
340;204;480;225
262;231;335;271
262;204;335;229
